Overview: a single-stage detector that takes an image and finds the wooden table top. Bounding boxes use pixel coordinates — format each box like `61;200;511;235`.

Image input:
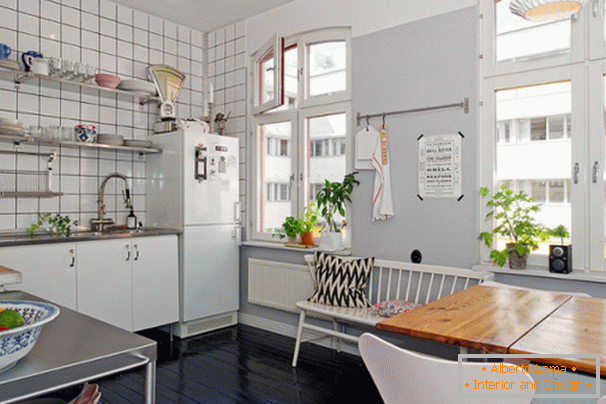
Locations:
376;284;572;353
509;295;606;376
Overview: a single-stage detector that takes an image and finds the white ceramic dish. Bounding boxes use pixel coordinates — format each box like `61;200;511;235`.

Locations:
123;139;153;148
118;80;157;95
96;134;124;146
0;301;60;372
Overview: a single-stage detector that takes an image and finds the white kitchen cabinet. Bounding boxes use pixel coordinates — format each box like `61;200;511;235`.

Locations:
131;235;179;331
76;235;179;331
77;239;133;330
0;243;77;310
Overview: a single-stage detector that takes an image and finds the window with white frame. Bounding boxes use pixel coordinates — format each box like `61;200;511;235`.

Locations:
480;0;606;271
251;28;352;241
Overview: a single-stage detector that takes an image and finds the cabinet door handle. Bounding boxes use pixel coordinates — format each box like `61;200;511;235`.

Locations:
69;248;75;267
573;162;580;184
593;161;600;184
125;244;131;261
133;244;139;261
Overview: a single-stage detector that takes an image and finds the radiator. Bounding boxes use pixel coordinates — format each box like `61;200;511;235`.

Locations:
248;259;314;313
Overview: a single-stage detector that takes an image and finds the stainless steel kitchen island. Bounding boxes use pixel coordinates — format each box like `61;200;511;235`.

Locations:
0;290;157;404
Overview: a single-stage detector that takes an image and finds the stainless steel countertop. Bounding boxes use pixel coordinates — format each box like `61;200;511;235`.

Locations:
0;228;181;247
0;290;157;403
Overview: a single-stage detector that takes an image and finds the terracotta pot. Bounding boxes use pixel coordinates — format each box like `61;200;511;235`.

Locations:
300;231;314;246
507;243;528;269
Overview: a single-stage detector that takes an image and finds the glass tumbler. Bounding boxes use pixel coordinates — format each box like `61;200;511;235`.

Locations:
49;57;61;77
61;59;75;80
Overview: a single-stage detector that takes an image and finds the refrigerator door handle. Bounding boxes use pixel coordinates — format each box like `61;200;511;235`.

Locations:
195;144;207;182
234;201;241;223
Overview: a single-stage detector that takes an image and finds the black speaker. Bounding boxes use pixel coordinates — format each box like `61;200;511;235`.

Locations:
549;245;572;274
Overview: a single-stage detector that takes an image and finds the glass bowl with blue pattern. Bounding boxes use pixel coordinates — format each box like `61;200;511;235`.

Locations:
0;300;60;372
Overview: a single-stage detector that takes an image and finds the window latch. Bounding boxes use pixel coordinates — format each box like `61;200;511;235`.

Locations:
573;162;580;184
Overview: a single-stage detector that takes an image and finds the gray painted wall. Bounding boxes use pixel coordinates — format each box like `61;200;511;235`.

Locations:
349;6;478;267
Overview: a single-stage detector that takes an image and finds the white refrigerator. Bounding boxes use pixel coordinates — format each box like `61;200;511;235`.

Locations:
147;121;240;337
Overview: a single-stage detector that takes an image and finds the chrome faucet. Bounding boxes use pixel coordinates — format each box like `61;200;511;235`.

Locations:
90;172;132;232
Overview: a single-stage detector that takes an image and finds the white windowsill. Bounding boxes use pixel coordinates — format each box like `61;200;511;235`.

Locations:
241;240;351;255
473;264;606;284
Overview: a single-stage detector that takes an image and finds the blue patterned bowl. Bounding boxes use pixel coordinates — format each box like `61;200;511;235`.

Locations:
0;301;60;372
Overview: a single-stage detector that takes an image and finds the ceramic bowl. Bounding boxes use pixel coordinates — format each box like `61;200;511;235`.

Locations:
75;124;97;143
0;300;60;372
95;73;121;89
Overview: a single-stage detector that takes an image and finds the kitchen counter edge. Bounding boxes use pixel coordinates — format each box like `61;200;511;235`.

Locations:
0;228;182;247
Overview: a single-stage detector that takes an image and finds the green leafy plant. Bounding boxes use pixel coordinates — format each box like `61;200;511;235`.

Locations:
478;185;551;267
299;201;318;234
316;171;359;232
549;224;570;244
28;212;78;238
272;216;302;240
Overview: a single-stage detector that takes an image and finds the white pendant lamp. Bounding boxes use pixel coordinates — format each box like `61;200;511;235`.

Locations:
509;0;588;22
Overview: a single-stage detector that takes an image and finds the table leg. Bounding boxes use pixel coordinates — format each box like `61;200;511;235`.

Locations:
144;359;156;404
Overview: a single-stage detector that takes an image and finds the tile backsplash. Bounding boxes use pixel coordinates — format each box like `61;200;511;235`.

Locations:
207;21;247;229
0;0;205;231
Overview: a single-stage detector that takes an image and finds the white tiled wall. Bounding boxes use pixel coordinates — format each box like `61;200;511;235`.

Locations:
0;0;204;231
207;21;247;227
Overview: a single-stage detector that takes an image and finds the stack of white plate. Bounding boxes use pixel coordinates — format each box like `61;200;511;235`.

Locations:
0;117;26;137
97;134;124;146
118;80;157;96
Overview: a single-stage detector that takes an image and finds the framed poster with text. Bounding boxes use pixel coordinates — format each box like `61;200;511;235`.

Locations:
418;133;462;199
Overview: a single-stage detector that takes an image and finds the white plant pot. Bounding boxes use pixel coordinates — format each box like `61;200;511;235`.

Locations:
318;231;343;252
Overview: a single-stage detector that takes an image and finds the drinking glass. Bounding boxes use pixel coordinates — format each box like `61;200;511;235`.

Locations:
49;57;61;77
85;64;96;84
61;59;75;80
61;126;74;141
29;126;42;139
74;62;87;83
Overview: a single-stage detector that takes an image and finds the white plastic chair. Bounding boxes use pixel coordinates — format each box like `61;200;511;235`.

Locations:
482;281;591;297
358;333;535;404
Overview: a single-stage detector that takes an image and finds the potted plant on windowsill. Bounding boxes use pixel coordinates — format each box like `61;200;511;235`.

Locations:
316;171;359;252
299;201;319;246
478;185;551;269
273;216;302;244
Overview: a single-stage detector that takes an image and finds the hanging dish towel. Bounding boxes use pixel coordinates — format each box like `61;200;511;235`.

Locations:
355;125;379;170
371;124;394;221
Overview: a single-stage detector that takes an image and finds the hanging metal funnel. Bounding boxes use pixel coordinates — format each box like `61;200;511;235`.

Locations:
148;65;186;121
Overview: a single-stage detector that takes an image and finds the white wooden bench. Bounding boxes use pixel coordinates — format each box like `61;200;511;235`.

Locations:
291;254;495;367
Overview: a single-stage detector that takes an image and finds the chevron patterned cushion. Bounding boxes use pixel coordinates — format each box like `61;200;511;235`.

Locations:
308;251;374;308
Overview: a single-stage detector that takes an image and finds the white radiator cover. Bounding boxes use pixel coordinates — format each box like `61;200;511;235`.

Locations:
248;259;314;313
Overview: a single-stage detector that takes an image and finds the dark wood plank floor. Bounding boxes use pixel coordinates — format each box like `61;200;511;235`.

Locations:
48;324;383;404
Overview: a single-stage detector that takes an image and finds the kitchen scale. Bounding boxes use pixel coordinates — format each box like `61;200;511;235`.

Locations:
148;65;185;133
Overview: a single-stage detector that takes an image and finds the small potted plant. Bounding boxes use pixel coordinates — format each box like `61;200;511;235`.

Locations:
273;216;301;244
299;201;318;246
316;171;359;251
478;185;551;269
28;212;78;237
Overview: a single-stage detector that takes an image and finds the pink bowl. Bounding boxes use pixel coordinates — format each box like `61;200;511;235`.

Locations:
95;73;121;89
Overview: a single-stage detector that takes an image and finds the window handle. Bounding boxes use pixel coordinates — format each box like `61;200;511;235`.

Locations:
69;248;75;268
593;0;599;17
593;161;600;184
573;162;580;184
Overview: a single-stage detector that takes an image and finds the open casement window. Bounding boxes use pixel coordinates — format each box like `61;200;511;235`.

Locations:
251;28;352;114
250;28;352;242
251;35;284;115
